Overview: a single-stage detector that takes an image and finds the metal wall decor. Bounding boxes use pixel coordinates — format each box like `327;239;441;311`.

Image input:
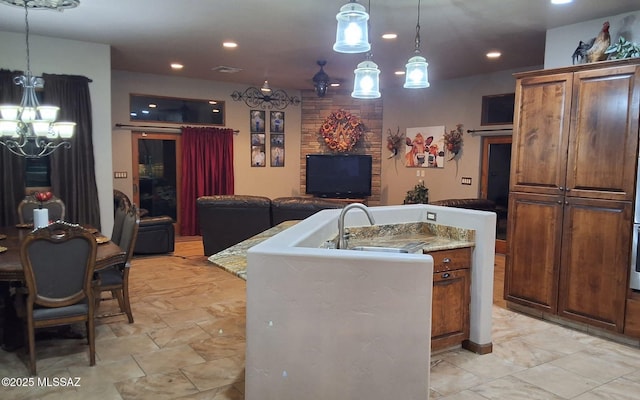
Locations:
231;81;300;110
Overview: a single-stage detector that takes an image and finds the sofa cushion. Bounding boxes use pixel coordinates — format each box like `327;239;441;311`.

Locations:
271;197;344;226
430;198;496;212
197;195;272;256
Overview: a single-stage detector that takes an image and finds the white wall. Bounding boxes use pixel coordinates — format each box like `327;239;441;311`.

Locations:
0;31;113;234
380;66;537;205
545;10;640;69
111;71;302;201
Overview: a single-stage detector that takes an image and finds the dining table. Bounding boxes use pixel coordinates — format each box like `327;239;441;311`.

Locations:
0;224;126;281
0;223;126;351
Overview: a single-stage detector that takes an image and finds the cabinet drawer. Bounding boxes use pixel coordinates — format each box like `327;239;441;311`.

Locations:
428;248;471;273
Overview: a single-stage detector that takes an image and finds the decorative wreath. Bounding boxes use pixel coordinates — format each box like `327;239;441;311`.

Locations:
319;109;365;152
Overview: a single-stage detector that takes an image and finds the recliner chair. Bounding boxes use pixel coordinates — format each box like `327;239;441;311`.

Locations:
113;190;175;255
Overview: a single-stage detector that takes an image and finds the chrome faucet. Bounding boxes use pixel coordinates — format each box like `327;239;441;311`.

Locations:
337;203;375;249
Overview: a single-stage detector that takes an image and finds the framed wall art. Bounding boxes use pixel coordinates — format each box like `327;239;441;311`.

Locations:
270;134;285;167
250;110;266;133
270;111;285;133
405;126;445;168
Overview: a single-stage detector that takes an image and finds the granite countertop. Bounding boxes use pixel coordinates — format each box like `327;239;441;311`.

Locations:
208;220;298;280
344;222;475;253
208;220;475;280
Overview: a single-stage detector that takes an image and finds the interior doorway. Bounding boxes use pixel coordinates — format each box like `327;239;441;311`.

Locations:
480;135;511;254
131;132;182;231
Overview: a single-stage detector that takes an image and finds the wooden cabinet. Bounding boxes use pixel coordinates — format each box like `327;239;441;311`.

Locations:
506;60;639;333
429;247;471;352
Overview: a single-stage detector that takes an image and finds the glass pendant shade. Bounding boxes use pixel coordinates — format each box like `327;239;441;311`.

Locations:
404;54;430;88
352;59;380;99
333;1;370;54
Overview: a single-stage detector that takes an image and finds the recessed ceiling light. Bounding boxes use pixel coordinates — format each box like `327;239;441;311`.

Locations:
223;41;238;48
209;100;217;105
330;83;340;87
486;51;502;59
551;0;572;4
170;63;183;70
148;103;157;108
382;33;397;40
395;70;406;75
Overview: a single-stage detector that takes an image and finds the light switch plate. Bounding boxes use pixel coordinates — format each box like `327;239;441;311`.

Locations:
461;177;472;185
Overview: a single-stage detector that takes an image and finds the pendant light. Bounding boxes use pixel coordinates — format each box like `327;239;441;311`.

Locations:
312;60;330;97
404;0;430;89
352;55;381;99
333;0;370;54
351;0;379;99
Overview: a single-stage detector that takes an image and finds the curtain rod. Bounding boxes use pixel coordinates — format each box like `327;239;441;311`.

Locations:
467;127;513;137
114;123;239;134
466;128;512;133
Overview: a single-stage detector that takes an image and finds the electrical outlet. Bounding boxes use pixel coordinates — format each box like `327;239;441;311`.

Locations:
461;177;472;185
427;212;437;221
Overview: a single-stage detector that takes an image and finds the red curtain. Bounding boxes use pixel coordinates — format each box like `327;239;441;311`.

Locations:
181;126;234;236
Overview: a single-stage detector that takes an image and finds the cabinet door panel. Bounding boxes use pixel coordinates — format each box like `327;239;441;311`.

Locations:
567;65;640;201
431;269;469;351
558;198;632;331
510;73;573;195
506;193;563;311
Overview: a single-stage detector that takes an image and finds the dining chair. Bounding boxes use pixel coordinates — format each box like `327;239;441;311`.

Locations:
17;194;66;224
111;201;128;245
96;204;139;323
15;221;98;375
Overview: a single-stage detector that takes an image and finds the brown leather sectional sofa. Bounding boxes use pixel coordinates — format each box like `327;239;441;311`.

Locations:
196;195;344;256
429;198;496;212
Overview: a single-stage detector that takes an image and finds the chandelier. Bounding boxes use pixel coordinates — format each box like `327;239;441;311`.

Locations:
230;80;300;110
0;2;76;158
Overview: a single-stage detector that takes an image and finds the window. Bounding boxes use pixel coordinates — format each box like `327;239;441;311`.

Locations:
481;93;515;126
129;94;225;126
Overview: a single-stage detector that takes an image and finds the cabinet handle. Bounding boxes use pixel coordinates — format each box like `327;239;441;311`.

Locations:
565;200;569;205
442;257;451;264
557;200;562;204
442;272;450;278
565;187;571;192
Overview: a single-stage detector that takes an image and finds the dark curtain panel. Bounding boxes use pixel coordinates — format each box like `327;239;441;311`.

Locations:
44;73;101;230
0;70;26;226
181;126;234;236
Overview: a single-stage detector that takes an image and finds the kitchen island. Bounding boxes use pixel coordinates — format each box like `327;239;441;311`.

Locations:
208;204;495;400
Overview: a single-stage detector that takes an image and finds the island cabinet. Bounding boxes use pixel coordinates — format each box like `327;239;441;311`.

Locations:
428;247;471;352
506;60;639;333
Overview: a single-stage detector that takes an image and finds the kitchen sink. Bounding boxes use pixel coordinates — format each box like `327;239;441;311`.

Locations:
350;242;426;254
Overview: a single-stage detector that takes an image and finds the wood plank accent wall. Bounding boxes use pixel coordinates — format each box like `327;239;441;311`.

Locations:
300;89;383;205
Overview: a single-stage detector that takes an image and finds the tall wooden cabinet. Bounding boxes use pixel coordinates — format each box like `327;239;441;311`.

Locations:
506;60;639;333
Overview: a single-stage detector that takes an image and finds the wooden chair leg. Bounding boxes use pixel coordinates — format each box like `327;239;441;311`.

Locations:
27;319;36;376
87;318;95;366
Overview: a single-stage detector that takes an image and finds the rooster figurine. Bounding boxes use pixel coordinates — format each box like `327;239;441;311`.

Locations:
572;21;611;64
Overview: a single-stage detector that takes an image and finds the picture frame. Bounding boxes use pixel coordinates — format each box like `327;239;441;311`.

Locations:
251;133;266;167
250;110;266;133
270;134;285;167
270;111;284;133
405;126;445;168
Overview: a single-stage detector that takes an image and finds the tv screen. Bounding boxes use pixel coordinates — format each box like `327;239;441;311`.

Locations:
305;154;372;198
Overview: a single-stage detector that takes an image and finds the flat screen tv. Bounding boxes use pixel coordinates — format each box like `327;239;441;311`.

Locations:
305;154;372;198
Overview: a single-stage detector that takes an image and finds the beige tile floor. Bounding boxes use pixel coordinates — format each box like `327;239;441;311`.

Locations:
2;241;640;399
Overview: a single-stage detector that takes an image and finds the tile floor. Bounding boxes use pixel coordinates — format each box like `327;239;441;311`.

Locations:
1;241;640;399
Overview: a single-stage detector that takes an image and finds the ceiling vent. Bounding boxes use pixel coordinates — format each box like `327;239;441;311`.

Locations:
211;66;243;74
